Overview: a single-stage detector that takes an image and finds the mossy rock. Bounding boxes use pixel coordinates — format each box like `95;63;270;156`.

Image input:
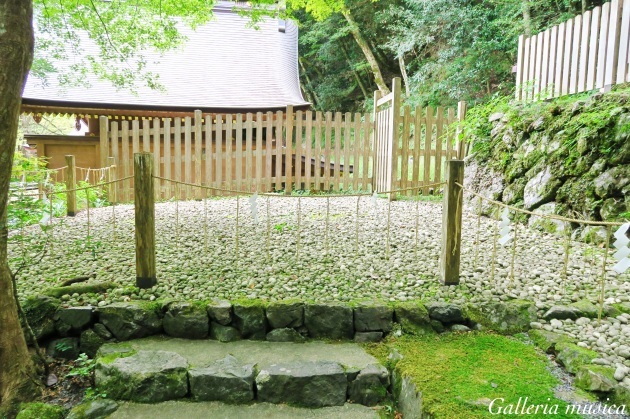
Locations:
66;399;118;419
393;301;433;336
528;329;569;354
464;300;536;335
575;365;617;393
95;350;188;402
611;385;630;407
16;403;65;419
555;342;598;374
22;295;60;342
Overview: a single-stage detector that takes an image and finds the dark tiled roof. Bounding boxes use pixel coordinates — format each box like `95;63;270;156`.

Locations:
22;4;310;112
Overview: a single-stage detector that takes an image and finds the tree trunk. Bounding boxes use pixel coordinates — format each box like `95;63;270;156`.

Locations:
342;8;390;94
398;56;410;97
0;0;38;413
522;0;532;37
340;41;369;100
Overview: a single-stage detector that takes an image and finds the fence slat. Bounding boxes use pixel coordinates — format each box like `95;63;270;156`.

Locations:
184;116;192;199
579;10;592;92
205;114;213;189
152;117;161;199
194;110;202;198
400;106;411;195
215;115;223;192
617;0;630;84
246;113;253;192
174;118;182;200
333;112;342;192
597;2;611;89
363;113;371;191
226;114;234;191
528;35;537;100
343;112;352;191
275;111;283;190
534;33;543;97
163;119;171;199
285;106;294;194
314;111;323;191
143;118;151;152
305;111;313;191
570;15;582;94
605;0;623;89
324;112;332;191
516;35;525;99
588;6;602;91
555;22;566;97
295;110;303;191
121;121;130;201
255;112;264;192
548;26;558;99
561;18;574;96
434;107;444;186
265;111;273;192
523;36;531;100
540;29;551;96
423;107;433;194
236;114;243;192
353;112;361;191
412;107;423;188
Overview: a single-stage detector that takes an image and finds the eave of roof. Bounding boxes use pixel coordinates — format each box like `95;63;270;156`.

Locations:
22;3;310;113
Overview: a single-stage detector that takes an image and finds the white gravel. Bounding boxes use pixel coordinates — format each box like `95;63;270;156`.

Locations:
10;196;630;383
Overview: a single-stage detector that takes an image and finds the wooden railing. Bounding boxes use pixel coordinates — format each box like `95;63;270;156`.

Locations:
516;0;630;101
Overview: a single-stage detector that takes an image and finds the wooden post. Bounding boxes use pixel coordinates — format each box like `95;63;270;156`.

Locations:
107;156;117;204
285;105;294;195
456;101;468;160
99;116;109;168
440;159;464;285
388;77;401;201
134;152;157;288
65;155;77;216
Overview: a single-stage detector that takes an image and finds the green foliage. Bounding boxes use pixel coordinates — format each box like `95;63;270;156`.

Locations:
66;353;96;378
15;403;65;419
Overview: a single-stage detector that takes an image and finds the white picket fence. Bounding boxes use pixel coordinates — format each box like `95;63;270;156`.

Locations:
516;0;630;101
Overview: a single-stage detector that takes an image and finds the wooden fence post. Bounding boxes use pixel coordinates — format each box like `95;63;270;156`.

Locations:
65;155;77;216
440;159;464;285
99;116;109;169
134;152;156;288
456;101;468;160
107;156;117;204
285;105;294;195
388;77;401;201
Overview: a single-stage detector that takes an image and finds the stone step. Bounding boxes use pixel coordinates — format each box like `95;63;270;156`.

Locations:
109;401;380;419
95;337;390;408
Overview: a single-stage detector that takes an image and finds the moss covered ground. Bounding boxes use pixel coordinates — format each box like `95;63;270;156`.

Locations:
366;332;582;418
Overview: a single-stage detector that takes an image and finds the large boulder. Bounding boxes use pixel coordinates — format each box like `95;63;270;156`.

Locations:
465;300;536;334
79;329;105;358
22;295;60;342
163;302;209;339
97;302;162;341
524;166;561;210
232;303;267;340
354;303;393;333
304;304;354;340
66;399;119;419
575;365;617;393
593;166;630;198
394;302;433;335
556;342;598;374
266;328;305;343
189;355;256;403
528;329;568;354
206;299;232;326
55;307;94;336
256;361;347;407
543;305;582;320
209;322;241;342
266;301;304;329
426;302;464;324
348;364;389;406
95;350;188;402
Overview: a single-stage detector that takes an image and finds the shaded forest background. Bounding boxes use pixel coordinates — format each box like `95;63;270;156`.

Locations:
294;0;608;111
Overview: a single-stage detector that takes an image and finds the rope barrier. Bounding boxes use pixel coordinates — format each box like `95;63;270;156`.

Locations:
456;182;625;227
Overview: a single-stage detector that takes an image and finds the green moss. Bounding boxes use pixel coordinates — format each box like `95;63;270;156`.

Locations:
231;298;268;308
97;349;137;365
366;333;580;418
555;342;598;374
16;403;65;419
528;329;570;354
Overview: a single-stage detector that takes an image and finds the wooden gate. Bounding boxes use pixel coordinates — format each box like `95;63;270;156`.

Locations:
372;78;467;199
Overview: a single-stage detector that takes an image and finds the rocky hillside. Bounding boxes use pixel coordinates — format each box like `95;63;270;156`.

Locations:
463;85;630;240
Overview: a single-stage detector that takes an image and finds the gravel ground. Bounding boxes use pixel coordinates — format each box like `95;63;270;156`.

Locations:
10;196;630;390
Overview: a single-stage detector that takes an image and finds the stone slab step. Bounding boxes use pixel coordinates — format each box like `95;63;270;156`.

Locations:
95;337;389;408
109;401;380;419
